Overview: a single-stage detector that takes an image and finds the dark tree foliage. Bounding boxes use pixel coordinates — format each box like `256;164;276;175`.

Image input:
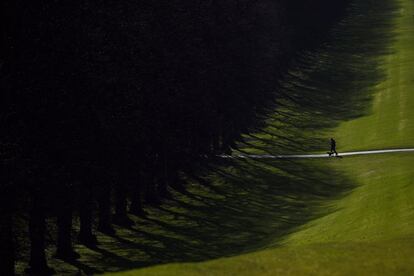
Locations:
0;0;349;274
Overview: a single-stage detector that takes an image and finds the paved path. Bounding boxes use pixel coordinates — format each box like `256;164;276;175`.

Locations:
220;148;414;159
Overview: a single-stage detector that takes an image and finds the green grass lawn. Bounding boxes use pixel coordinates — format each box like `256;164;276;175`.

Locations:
335;0;414;151
284;0;414;246
111;155;414;276
108;0;414;275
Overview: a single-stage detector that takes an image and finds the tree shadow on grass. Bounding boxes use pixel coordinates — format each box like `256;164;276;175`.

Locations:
69;155;355;275
245;0;400;155
49;0;403;274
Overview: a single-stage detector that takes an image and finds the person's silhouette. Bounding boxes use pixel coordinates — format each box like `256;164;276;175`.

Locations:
329;138;338;156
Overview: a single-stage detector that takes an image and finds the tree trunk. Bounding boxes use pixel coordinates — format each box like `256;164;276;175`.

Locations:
169;170;186;193
55;186;79;261
0;203;14;276
142;154;161;206
97;184;115;235
129;177;145;216
144;172;161;206
78;186;97;247
157;150;171;199
0;162;15;275
113;181;134;227
27;193;54;275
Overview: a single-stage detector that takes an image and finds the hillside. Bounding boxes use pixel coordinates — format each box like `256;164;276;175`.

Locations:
110;0;414;275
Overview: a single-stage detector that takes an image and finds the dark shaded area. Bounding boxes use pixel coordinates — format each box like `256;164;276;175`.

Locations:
54;158;355;274
0;0;400;274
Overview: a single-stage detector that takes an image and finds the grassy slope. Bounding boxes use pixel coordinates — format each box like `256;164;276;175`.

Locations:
110;0;414;275
335;0;414;151
285;0;414;245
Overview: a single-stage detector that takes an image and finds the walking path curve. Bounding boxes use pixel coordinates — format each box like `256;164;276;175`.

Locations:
220;148;414;159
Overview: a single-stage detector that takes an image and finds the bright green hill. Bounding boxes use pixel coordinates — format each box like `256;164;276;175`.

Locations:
335;0;414;151
285;0;414;245
109;0;414;275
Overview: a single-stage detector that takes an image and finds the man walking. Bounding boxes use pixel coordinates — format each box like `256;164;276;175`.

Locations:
329;138;338;157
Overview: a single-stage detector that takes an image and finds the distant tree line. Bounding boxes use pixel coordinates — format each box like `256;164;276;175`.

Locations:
0;0;348;274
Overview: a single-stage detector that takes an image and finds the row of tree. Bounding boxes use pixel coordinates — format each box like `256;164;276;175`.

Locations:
0;0;348;274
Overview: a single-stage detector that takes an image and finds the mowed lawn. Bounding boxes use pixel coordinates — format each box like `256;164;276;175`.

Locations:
335;0;414;151
285;0;414;245
109;0;414;275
